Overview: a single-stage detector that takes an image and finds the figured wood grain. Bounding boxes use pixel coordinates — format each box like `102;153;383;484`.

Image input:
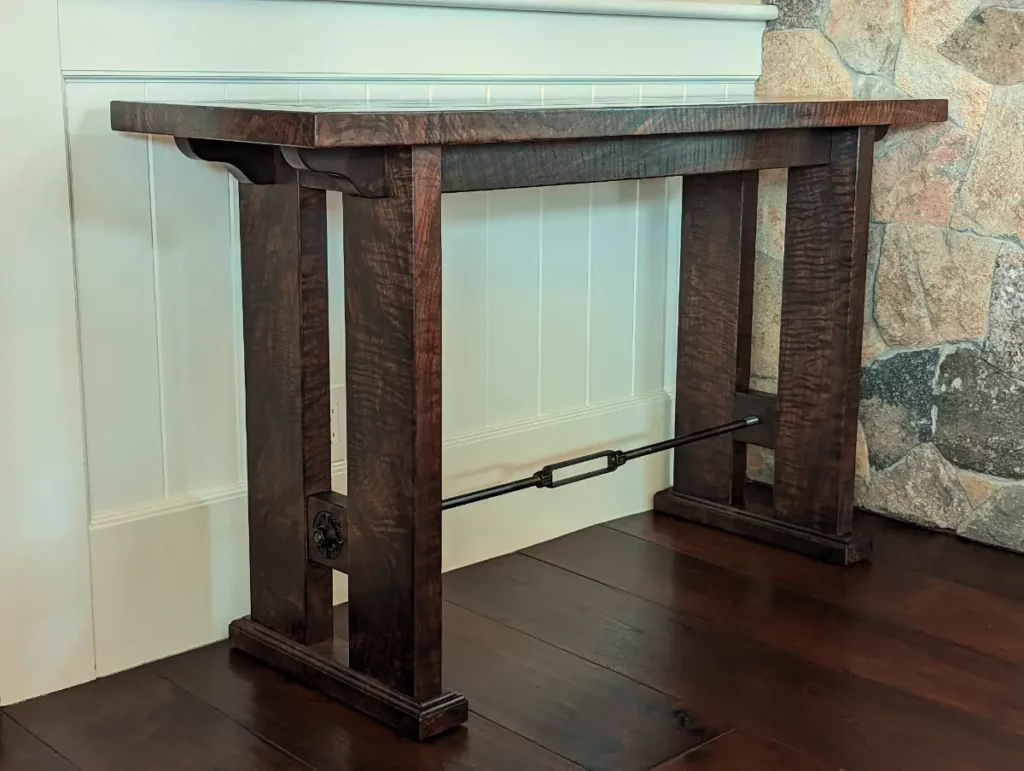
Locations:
10;514;1024;771
238;182;332;645
111;98;948;148
652;731;837;770
440;129;830;192
337;603;721;771
151;642;582;771
668;172;757;504
525;525;1024;737
608;512;1024;666
445;549;1024;771
652;488;868;564
229;617;467;740
731;390;777;449
0;714;78;770
4;669;308;770
342;146;445;701
774;127;874;535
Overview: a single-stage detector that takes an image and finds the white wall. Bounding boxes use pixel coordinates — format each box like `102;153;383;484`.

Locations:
2;0;772;700
0;0;95;706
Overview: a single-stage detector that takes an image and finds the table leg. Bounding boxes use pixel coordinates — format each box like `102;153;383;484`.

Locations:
655;128;875;565
664;171;758;506
342;145;468;734
773;127;875;543
233;182;334;646
226;153;466;740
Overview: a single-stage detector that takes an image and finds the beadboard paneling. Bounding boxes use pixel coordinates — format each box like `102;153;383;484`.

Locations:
441;193;490;434
72;74;740;521
590;181;640;404
8;0;769;705
486;187;543;424
146;81;240;496
635;178;672;396
66;82;166;511
91;392;672;676
539;185;591;414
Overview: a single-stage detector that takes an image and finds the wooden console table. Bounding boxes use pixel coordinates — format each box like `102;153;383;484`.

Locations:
111;95;947;740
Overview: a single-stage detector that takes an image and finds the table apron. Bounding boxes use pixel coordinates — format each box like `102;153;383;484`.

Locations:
439;128;833;192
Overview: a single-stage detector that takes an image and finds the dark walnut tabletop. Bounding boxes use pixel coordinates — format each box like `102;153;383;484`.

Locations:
110;95;948;148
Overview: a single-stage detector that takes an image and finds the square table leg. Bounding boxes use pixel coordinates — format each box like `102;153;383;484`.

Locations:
655;128;876;565
232;182;335;646
227;150;467;740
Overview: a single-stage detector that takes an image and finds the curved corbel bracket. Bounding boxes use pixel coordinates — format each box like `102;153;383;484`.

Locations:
874;125;891;143
281;147;388;198
175;137;291;184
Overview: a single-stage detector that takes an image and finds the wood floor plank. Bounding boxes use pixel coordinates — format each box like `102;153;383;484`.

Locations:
150;640;583;771
335;604;722;771
0;713;79;770
444;550;1024;771
606;512;1024;664
857;512;1024;602
524;524;1024;736
4;669;309;771
651;730;838;770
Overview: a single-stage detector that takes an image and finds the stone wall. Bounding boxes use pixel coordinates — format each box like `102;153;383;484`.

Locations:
756;1;1024;552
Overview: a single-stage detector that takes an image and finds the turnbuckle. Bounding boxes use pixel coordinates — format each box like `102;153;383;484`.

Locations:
441;415;759;511
538;449;626;488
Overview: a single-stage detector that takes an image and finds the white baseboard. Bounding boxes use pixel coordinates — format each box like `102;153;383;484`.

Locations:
88;392;671;676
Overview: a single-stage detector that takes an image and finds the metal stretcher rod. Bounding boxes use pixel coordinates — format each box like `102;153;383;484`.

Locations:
441;415;760;511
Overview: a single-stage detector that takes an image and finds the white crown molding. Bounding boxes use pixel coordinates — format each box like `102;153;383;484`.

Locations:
310;0;779;21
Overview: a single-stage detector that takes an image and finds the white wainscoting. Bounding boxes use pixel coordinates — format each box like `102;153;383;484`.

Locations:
33;0;771;685
68;74;714;675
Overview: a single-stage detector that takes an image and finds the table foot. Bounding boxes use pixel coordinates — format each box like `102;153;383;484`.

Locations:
229;617;468;740
652;487;872;566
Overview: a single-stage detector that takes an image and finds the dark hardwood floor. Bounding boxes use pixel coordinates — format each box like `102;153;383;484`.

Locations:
3;511;1023;770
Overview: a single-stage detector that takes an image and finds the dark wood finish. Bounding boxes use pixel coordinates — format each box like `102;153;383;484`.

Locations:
280;147;388;198
652;731;836;770
8;512;1024;771
342;146;448;705
152;642;582;771
440;130;830;191
336;605;722;770
525;525;1024;737
774;127;874;534
668;171;757;505
446;537;1024;771
229;617;467;741
0;714;77;770
175;137;289;184
653;486;871;565
238;181;333;646
859;512;1024;603
731;390;777;449
177;138;368;193
112;98;947;147
108;96;953;743
610;511;1024;666
654;127;875;563
4;669;309;770
306;490;348;573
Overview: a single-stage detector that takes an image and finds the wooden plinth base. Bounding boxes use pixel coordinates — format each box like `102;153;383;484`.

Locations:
653;486;871;566
229;617;468;740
